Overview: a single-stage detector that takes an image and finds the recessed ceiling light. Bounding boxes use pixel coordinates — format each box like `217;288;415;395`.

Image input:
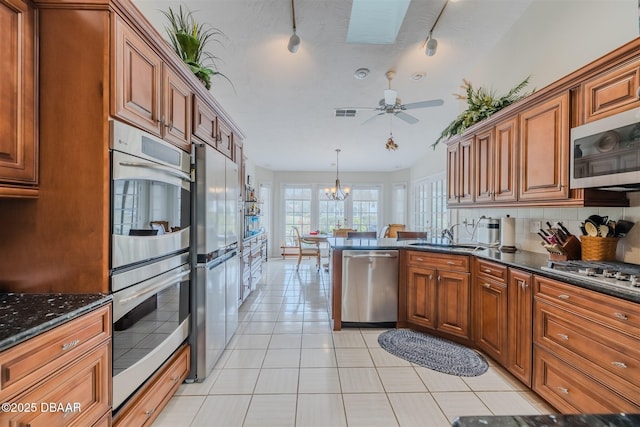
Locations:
410;72;425;81
354;68;370;79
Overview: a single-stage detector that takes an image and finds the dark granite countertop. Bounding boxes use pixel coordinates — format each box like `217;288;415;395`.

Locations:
328;237;640;304
0;293;112;352
452;413;640;426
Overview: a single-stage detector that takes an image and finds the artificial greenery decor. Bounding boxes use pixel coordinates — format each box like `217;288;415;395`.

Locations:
162;5;231;90
432;77;532;148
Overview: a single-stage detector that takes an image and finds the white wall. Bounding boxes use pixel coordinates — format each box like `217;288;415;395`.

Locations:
410;0;640;262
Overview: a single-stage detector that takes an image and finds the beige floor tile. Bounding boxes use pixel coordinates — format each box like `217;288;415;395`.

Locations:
188;395;251;427
342;393;399;427
462;367;521;391
262;348;301;368
476;391;544;415
332;331;367;348
303;311;330;322
150;395;205;427
243;394;297;426
268;333;302;349
300;348;337;367
208;368;260;394
361;332;383;348
369;348;412;367
414;367;470;392
223;349;266;369
432;392;492;422
303;321;332;334
338;367;385;393
254;368;299;394
273;321;304;333
377;367;428;392
387;393;451;427
298;367;341;393
250;311;281;322
301;333;334;349
296;394;347;427
243;321;276;334
335;348;374;367
233;334;272;350
174;369;220;396
277;311;306;322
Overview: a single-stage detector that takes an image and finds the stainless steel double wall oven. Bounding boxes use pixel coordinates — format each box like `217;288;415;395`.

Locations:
109;120;191;410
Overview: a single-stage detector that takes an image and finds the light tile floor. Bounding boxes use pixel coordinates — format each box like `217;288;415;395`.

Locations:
152;259;553;427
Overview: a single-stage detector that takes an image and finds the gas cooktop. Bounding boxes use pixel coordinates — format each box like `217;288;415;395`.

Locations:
541;260;640;294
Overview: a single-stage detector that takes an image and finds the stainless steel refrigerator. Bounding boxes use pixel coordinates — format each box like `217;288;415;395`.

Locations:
190;142;241;381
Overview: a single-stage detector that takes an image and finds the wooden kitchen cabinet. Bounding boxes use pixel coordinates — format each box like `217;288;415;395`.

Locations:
493;117;519;203
0;304;112;427
506;268;533;387
446;137;474;205
193;93;219;147
474;128;494;204
533;275;640;412
113;16;192;152
0;0;38;197
582;56;640;123
473;259;508;364
519;93;570;202
217;118;234;159
405;251;471;339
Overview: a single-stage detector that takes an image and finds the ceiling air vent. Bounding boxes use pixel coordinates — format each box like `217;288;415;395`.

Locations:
335;109;357;117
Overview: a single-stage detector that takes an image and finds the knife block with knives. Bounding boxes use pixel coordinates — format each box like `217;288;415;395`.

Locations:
539;222;581;261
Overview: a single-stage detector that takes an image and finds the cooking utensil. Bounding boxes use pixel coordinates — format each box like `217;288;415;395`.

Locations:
598;224;610;238
587;215;608;225
557;222;572;236
584;220;599;237
615;219;635;237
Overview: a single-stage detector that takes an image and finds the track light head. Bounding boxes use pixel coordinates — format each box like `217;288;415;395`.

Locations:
426;37;438;56
288;32;300;53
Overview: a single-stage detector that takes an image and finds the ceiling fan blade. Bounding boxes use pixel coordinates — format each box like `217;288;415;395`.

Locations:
402;99;444;110
362;112;384;125
395;111;419;124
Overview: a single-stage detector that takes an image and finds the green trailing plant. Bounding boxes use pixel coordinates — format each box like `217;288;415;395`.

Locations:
432;76;532;148
162;5;232;90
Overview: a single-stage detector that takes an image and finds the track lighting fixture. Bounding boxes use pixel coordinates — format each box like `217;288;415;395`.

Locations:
288;0;300;53
424;0;448;57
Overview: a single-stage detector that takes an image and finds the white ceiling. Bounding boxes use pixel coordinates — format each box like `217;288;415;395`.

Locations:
133;0;534;172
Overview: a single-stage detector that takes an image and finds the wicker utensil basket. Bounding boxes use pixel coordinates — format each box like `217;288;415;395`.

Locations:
580;236;619;261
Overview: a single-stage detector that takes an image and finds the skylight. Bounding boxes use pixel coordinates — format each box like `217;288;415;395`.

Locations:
346;0;411;44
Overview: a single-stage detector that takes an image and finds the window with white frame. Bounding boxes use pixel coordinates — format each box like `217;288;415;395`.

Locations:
283;186;312;236
351;187;380;232
413;173;447;236
318;189;345;234
390;183;407;225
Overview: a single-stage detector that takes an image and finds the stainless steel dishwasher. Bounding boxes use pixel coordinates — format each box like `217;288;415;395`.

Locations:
341;250;398;327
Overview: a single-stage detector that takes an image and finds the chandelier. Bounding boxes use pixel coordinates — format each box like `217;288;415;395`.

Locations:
325;149;350;201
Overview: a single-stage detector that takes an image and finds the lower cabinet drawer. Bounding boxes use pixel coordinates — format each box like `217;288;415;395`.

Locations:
0;341;111;427
533;347;639;413
113;344;190;427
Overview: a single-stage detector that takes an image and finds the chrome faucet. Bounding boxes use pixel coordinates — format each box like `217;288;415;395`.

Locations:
441;223;461;243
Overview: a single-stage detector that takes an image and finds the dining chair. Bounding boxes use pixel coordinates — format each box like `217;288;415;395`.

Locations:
332;228;356;237
396;231;428;241
292;227;320;270
384;224;406;238
346;231;377;239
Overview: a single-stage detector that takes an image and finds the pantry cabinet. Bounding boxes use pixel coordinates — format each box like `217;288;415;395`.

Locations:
405;251;471;339
0;0;38;197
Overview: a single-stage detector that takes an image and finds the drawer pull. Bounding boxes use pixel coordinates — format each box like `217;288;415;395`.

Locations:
62;339;80;351
557;294;570;300
557;333;569;341
145;408;156;417
416;257;424;262
612;361;628;369
556;387;569;394
171;375;180;383
447;261;455;265
484;268;492;273
614;312;628;321
483;283;491;289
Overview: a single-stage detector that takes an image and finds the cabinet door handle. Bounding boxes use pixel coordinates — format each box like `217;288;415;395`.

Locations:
636;86;640;99
556;387;569;394
557;333;569;341
438;276;441;282
557;294;570;300
483;283;491;289
62;339;80;351
611;361;628;369
145;408;156;417
614;312;628;321
518;280;528;290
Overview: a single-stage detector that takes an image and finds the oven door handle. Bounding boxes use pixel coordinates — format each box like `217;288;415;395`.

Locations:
118;161;193;182
118;270;190;305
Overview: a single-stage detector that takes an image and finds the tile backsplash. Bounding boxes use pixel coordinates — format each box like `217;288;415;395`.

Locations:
451;193;640;264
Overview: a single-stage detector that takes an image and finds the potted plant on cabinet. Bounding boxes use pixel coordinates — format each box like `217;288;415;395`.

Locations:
162;5;231;90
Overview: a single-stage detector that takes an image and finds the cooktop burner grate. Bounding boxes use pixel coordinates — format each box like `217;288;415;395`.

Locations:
541;260;640;294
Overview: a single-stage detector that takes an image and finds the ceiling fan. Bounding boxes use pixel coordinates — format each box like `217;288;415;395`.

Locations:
339;71;444;125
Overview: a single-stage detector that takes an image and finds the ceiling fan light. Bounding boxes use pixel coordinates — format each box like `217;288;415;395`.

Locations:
288;32;300;53
384;89;397;105
426;37;438;56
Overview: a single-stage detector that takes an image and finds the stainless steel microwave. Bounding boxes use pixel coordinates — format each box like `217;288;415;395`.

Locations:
570;107;640;190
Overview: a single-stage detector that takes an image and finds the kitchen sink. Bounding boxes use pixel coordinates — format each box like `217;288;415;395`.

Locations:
408;242;485;251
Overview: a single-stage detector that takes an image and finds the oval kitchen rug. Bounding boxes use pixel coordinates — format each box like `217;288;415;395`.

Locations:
378;329;488;376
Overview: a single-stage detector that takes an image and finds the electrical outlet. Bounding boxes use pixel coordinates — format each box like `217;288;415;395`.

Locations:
530;220;542;233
